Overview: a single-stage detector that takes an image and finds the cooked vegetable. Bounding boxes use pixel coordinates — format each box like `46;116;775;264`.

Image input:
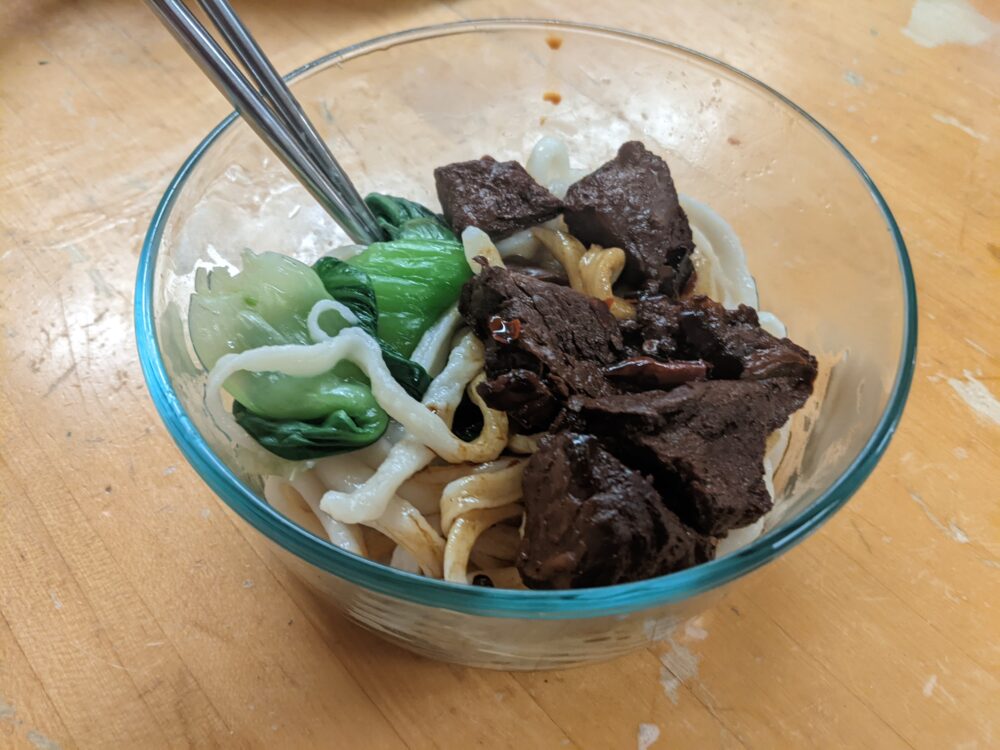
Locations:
313;257;430;398
232;399;387;461
191;194;472;460
189;249;374;421
365;193;457;242
347;194;472;355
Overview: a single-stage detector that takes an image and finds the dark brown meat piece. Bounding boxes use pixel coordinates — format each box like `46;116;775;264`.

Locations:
459;266;623;433
518;432;715;589
603;357;709;391
629;295;817;385
503;254;570;286
568;376;813;536
434;156;563;240
563;141;694;296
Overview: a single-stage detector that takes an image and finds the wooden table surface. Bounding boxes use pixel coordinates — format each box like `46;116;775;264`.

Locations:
2;0;998;747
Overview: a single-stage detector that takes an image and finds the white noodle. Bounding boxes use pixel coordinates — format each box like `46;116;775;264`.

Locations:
757;311;787;338
261;472;367;555
681;195;758;308
525;136;587;198
318;332;489;523
462;226;505;270
390;546;422;574
306;299;359;342
313;453;445;576
410;304;463;377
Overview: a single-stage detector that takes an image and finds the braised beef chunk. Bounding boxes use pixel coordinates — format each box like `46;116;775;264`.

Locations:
630;295;817;385
458;266;623;433
434;156;563;240
518;432;714;589
563;141;694;296
569;377;813;535
444;139;822;588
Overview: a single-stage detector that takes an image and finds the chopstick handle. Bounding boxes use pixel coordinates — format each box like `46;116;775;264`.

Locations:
196;0;384;243
146;0;382;245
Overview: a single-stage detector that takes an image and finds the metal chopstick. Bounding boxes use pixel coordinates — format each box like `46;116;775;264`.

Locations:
195;0;382;242
145;0;384;245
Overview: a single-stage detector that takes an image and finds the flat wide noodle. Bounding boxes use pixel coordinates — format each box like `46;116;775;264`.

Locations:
443;505;523;584
318;332;505;523
313;453;445;576
532;227;635;319
462;226;506;271
410;304;463;376
579;246;635;320
440;460;525;533
263;474;367;556
507;433;541;455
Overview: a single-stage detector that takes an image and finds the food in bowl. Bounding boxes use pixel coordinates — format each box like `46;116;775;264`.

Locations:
188;135;818;591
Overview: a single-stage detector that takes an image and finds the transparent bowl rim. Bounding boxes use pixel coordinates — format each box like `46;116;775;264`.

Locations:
134;18;917;620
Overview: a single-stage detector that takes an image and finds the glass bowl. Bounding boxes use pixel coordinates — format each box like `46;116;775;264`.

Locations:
135;19;916;669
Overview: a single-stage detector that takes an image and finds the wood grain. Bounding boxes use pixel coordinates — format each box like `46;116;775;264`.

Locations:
1;0;997;748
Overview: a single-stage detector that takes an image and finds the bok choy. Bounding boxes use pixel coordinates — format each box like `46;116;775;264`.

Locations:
347;194;472;356
189;251;393;459
188;195;471;460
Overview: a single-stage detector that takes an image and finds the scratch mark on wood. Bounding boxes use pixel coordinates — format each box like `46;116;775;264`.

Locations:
637;722;660;750
850;517;874;554
684;619;709;640
908;490;972;544
657;627;702;692
843;70;864;86
932;113;989;142
923;674;937;697
0;696;62;750
659;665;680;705
42;362;77;398
947;370;1000;426
26;729;62;750
963;338;990;356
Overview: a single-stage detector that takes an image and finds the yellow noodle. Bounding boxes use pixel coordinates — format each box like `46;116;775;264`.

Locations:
532;227;585;289
466;372;508;460
440;461;525;533
579;246;635;320
371;497;446;578
443;505;523;584
507;433;541;455
410;456;520;486
462;226;506;271
533;228;634;319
